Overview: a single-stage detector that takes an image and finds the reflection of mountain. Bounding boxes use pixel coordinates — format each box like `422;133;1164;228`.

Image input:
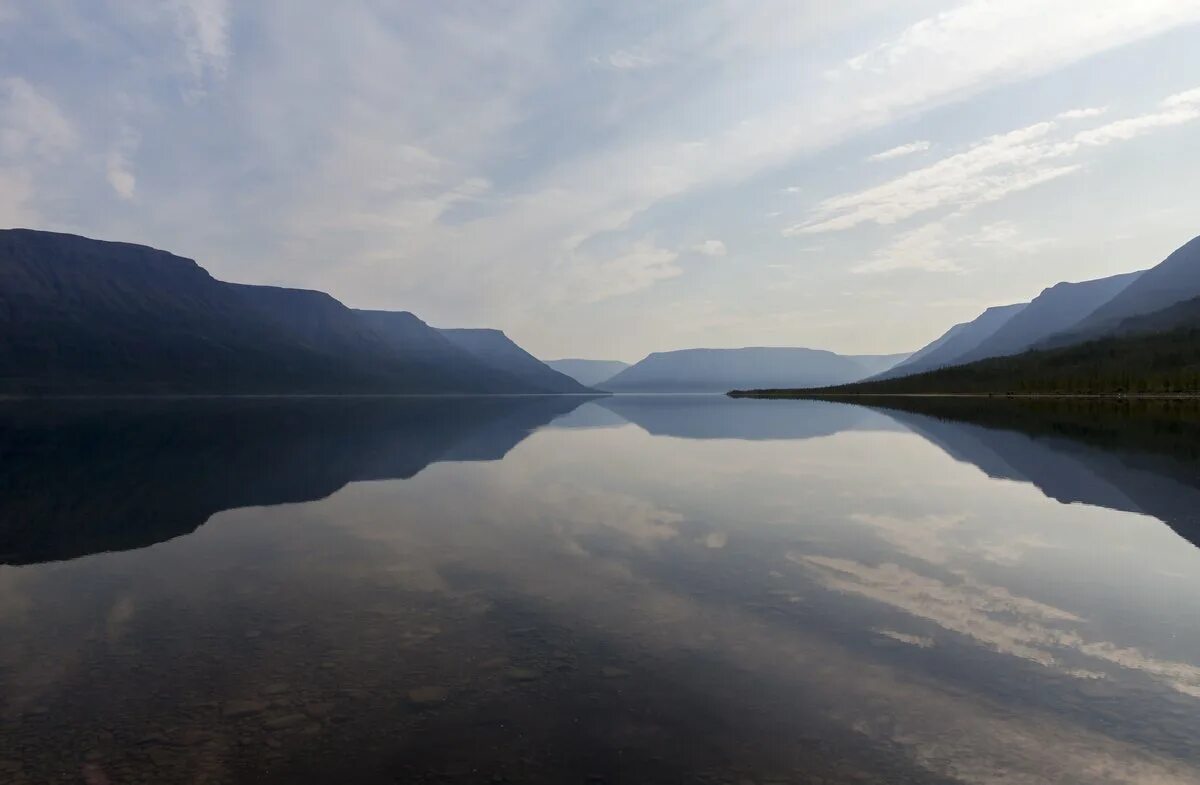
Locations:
851;398;1200;548
597;396;904;440
601;348;908;392
0;396;591;565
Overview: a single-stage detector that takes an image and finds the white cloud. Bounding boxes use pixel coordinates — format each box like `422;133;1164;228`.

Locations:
0;77;75;160
571;241;683;303
603;50;661;70
867;140;931;162
105;127;140;200
789;121;1078;235
853;219;1052;275
853;222;962;274
1075;89;1200;146
1057;106;1107;120
171;0;230;90
0;78;76;227
842;0;1200;88
691;239;727;257
790;85;1200;237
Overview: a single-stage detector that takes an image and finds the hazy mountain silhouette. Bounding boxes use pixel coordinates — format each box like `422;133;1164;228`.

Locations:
849;397;1200;549
1046;235;1200;345
753;305;1200;396
955;272;1142;363
545;359;631;387
0;229;567;395
0;396;592;565
600;348;908;393
596;395;903;440
874;303;1027;380
437;328;590;393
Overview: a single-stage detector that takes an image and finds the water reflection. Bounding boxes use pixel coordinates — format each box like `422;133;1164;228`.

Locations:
0;396;592;565
1;395;1199;784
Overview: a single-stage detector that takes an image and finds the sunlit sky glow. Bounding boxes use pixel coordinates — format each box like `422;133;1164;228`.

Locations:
3;1;1200;360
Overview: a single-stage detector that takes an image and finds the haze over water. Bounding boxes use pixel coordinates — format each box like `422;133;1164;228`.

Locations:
2;396;1199;784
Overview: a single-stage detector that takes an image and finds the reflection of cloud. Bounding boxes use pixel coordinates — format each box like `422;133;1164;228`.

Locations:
874;628;934;648
849;511;966;564
798;555;1200;698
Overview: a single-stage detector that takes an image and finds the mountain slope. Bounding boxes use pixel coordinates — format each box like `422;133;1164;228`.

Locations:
1048;235;1200;343
545;359;630;387
874;303;1027;380
735;299;1200;396
0;229;539;394
600;347;906;393
437;328;591;393
956;272;1142;363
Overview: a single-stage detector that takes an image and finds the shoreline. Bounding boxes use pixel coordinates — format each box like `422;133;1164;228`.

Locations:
728;392;1200;400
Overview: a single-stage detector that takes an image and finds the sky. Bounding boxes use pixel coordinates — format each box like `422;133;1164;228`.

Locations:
3;1;1200;362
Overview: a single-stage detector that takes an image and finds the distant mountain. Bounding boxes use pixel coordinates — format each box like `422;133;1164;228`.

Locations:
0;229;565;395
738;298;1200;396
874;303;1026;380
545;358;630;387
599;347;908;393
435;328;590;393
1045;235;1200;346
955;272;1142;364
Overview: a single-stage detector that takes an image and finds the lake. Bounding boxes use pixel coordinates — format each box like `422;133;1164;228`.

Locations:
2;395;1199;784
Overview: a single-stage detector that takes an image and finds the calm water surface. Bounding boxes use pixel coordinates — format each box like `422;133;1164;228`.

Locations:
2;395;1200;784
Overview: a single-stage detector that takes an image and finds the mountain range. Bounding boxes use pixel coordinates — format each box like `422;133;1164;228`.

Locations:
0;229;587;395
739;233;1200;396
596;348;909;393
545;359;631;387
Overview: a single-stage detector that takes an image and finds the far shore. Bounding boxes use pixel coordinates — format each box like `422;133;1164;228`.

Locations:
728;391;1200;400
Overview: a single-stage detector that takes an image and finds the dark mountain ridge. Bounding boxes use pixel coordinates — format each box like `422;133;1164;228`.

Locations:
1048;235;1200;345
436;327;589;393
0;229;576;395
956;271;1143;364
873;303;1027;381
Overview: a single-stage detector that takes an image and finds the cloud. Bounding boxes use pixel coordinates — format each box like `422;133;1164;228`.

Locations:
853;222;962;275
799;554;1200;698
171;0;230;90
602;50;661;70
574;241;682;302
867;140;931;162
790;120;1079;235
0;77;75;159
790;85;1200;236
842;0;1200;87
853;219;1053;275
105;127;140;200
691;239;727;257
0;78;75;226
1058;106;1108;120
1075;88;1200;145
